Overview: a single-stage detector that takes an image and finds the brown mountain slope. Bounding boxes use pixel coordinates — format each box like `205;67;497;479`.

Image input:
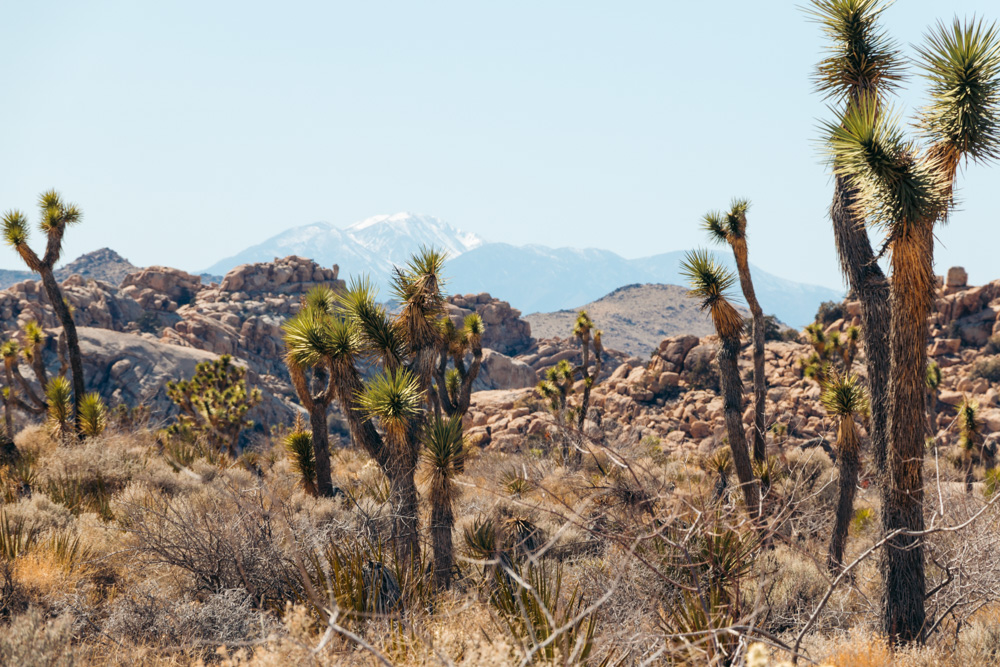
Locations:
55;248;138;285
525;283;749;358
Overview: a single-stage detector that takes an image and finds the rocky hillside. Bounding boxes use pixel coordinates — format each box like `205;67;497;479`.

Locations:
54;248;137;285
464;266;1000;459
525;283;743;358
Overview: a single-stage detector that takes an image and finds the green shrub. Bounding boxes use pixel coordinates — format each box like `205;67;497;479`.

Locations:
971;357;1000;383
815;300;845;325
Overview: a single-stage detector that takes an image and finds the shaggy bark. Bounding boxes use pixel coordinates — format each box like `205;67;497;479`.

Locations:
882;222;933;644
828;436;860;571
719;336;759;518
830;178;891;475
732;240;767;465
40;269;85;429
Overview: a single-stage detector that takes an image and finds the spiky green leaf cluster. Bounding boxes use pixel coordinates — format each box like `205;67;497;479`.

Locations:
825;95;950;230
820;373;870;418
78;393;108;438
355;367;422;437
680;249;738;310
338;277;406;366
284;429;317;491
807;0;904;102
45;376;73;438
917;18;1000;161
926;360;942;390
1;211;29;249
421;414;466;504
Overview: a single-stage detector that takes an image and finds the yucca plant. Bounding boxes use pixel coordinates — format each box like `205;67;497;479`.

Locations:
703;448;733;503
45;376;73;440
420;413;466;589
78;392;107;438
956;398;986;495
284;427;318;496
681;250;759;519
0;510;37;561
491;561;600;665
536;359;574;418
703;199;767;465
823;15;1000;642
926;360;942;437
571;310;604;429
2;191;86;432
821;373;869;571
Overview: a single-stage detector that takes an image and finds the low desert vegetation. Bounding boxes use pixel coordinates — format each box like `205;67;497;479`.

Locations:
1;1;1000;665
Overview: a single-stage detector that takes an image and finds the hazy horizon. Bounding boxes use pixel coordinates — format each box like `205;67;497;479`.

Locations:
3;1;999;290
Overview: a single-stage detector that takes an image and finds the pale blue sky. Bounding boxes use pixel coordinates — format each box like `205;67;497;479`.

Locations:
1;1;997;290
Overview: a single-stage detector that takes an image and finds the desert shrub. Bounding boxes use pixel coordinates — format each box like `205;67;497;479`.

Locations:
105;584;276;648
118;479;293;608
2;495;74;535
985;335;1000;355
815;300;845;325
686;355;720;392
133;311;162;334
971;356;1000;383
0;607;78;667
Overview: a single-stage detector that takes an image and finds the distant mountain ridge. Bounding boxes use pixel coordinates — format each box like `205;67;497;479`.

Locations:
203;214;841;328
446;244;842;328
203;212;484;280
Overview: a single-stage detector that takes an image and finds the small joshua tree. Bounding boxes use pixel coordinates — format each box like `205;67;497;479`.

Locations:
421;414;466;589
956;398;986;495
2;191;86;430
680;250;759;518
281;286;349;497
433;313;485;417
536;312;604;462
166;354;261;457
925;360;942;437
821;372;869;571
703;200;767;464
284;418;318;497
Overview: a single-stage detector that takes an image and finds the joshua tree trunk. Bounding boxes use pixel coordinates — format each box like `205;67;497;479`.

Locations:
308;404;336;498
882;223;932;645
719;335;759;518
431;499;455;589
831;178;892;476
39;269;84;428
387;455;420;569
828;434;860;571
732;240;767;465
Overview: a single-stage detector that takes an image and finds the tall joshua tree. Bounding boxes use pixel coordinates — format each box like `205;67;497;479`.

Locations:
571;310;604;430
703;199;767;464
826;18;1000;644
2;191;86;429
680;250;759;518
809;0;903;476
421;414;466;589
821;373;868;571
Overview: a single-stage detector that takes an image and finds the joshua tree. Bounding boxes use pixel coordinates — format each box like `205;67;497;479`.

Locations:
680;250;759;518
821;373;868;571
433;313;485;417
703;200;767;464
956;398;985;495
809;0;901;477
282;287;349;497
571;310;604;429
282;249;461;568
2;191;86;429
825;17;1000;644
421;414;466;589
166;354;262;458
925;361;942;438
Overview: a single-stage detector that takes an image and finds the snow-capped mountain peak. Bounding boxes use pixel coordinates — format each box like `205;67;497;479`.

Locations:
202;213;485;279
